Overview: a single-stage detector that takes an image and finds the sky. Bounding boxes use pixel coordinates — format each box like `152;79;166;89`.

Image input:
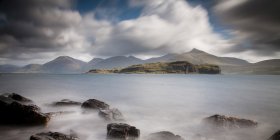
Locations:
0;0;279;65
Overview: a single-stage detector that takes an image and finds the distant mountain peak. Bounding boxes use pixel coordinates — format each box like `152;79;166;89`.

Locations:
87;58;104;67
128;55;137;58
189;48;205;53
55;56;74;60
46;56;88;65
41;55;86;73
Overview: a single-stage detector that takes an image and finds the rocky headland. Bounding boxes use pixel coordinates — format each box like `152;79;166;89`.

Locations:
88;61;221;74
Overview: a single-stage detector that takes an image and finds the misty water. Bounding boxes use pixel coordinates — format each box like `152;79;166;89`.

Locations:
0;74;280;140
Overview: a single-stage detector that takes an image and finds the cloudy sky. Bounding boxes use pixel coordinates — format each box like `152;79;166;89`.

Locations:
0;0;279;65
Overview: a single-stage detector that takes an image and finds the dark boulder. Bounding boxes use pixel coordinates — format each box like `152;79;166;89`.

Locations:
4;93;33;103
99;108;124;121
81;99;109;110
52;99;81;106
203;114;258;129
0;95;50;125
30;131;78;140
268;130;280;140
107;123;140;140
146;131;184;140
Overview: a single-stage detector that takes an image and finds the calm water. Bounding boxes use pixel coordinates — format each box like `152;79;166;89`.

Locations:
0;74;279;140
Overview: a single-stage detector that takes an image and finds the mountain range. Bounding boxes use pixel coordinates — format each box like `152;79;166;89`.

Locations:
1;48;279;74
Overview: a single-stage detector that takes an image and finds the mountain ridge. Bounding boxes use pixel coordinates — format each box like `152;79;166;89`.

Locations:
1;48;279;74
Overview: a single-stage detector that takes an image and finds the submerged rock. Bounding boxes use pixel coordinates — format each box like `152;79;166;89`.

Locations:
30;131;78;140
3;93;33;103
146;131;184;140
46;111;75;117
99;108;124;121
268;130;280;140
191;134;209;140
81;99;109;110
0;95;50;125
107;123;140;140
203;114;258;129
52;99;81;106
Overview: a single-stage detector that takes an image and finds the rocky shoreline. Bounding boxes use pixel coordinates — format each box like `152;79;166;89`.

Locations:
88;61;221;74
0;93;279;140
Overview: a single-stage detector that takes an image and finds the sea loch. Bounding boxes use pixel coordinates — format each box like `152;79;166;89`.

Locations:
0;74;280;140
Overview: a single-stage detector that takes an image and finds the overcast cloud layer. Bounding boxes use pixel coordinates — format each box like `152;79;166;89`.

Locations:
214;0;280;60
0;0;279;65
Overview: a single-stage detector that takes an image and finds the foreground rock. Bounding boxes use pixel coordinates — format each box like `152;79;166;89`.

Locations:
203;114;258;129
99;108;124;121
81;99;110;110
146;131;184;140
268;130;280;140
30;131;78;140
3;93;33;103
107;123;140;140
52;99;81;106
0;95;50;125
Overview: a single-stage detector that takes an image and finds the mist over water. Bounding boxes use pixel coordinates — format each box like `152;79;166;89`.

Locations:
0;74;279;140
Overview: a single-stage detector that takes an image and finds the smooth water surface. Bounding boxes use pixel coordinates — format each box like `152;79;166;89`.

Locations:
0;74;279;140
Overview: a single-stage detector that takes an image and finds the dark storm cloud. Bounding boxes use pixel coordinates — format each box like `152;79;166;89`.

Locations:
1;0;279;65
0;0;79;60
215;0;280;55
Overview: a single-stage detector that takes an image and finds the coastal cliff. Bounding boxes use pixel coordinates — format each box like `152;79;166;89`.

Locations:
88;61;221;74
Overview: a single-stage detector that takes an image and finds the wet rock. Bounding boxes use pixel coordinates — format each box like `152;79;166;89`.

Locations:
46;111;75;117
0;95;50;125
30;131;78;140
107;123;140;140
52;99;81;106
99;108;124;121
268;130;280;140
191;134;209;140
3;93;32;103
81;99;109;110
203;114;258;129
146;131;184;140
70;130;79;139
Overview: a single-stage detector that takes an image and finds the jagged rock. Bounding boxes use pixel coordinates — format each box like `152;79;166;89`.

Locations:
99;108;124;121
81;99;109;110
146;131;184;140
203;114;258;129
268;130;280;140
52;99;81;106
30;131;78;140
0;95;50;125
3;93;33;103
107;123;140;140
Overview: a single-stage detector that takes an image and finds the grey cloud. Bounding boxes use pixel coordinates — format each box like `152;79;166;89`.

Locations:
0;0;81;63
214;0;280;55
90;0;232;58
1;0;279;65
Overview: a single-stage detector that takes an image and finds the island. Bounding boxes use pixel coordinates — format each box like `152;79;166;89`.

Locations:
88;61;221;74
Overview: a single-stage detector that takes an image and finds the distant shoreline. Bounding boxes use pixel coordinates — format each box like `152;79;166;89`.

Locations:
88;61;221;74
